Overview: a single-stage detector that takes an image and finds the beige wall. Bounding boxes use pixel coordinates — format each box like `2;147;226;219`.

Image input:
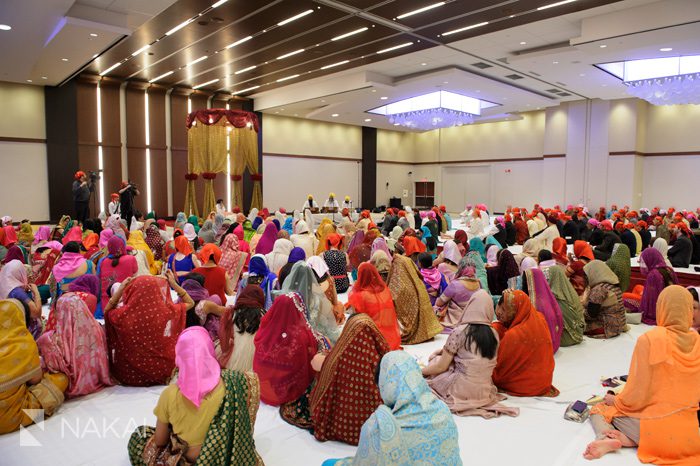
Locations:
0;81;49;221
377;129;414;162
262;114;362;159
643;103;700;153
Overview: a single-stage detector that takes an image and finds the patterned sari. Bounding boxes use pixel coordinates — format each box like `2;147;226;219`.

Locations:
218;234;248;289
128;369;263;466
387;254;443;344
308;314;390;445
37;292;112;397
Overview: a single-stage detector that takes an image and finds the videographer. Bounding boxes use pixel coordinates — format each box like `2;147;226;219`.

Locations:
72;171;94;223
119;180;140;230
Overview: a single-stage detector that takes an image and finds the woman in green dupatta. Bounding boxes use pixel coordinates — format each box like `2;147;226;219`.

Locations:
242;219;256;243
605;243;631;293
128;327;263;465
544;265;585;346
460;251;490;295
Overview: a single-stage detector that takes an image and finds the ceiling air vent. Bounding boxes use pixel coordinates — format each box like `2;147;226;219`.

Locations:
471;62;493;69
558;92;571;96
545;88;560;93
505;74;524;80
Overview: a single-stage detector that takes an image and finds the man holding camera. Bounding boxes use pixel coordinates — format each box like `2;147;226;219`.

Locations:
72;171;94;223
119;180;140;230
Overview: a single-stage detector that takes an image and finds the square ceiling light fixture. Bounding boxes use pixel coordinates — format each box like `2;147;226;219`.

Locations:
596;55;700;105
368;91;499;130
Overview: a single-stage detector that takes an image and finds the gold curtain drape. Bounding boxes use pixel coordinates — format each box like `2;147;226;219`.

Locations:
184;179;199;217
230;130;245;210
187;119;228;216
232;127;260;211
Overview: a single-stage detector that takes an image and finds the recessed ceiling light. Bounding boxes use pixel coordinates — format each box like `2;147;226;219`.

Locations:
131;44;151;57
235;65;256;74
377;42;413;54
277;9;313;26
443;81;448;84
331;27;368;41
26;79;32;83
294;113;298;117
371;89;377;93
660;47;673;52
321;60;349;70
232;85;260;95
599;44;607;48
537;0;577;11
90;33;98;37
393;123;400;126
396;2;445;20
277;49;304;60
364;118;372;122
165;18;194;36
553;61;559;64
0;24;11;31
226;36;252;49
211;0;228;7
380;96;388;100
186;55;208;67
100;62;122;76
276;74;299;82
442;21;488;37
520;41;527;45
41;76;47;80
193;78;219;89
61;58;68;61
92;54;98;58
149;70;174;83
421;62;427;66
579;73;585;77
331;113;339;117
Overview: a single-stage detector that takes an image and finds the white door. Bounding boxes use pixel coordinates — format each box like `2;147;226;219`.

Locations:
440;165;491;212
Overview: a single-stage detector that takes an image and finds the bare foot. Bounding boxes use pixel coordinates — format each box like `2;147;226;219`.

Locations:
583;439;622;460
604;430;636;447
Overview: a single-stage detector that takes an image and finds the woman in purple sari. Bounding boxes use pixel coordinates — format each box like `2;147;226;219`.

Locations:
253;222;279;256
638;248;678;325
522;267;563;352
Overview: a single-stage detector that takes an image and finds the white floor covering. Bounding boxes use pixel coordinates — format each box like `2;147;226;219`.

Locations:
0;216;657;465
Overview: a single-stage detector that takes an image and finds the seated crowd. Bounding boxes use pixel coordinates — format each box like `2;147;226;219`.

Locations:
0;200;698;465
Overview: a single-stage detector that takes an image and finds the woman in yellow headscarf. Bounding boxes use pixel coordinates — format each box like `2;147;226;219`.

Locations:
127;230;158;274
0;299;68;434
17;222;35;246
316;219;336;255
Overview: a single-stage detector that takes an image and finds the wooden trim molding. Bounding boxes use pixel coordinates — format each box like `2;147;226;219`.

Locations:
609;151;644;156
610;150;700;157
377;159;414;165
543;153;566;159
0;136;46;144
263;152;362;162
414;156;545;165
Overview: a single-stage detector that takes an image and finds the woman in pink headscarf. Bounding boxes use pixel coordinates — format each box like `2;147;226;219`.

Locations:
218;233;249;289
253;222;278;256
523;268;564;353
37;292;112;398
62;226;83;246
97;236;138;316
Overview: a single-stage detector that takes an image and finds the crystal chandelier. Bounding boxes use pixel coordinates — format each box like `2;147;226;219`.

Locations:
388;109;475;130
368;90;497;131
624;73;700;105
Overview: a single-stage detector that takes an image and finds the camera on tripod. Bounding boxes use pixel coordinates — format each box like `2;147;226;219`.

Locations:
88;170;101;183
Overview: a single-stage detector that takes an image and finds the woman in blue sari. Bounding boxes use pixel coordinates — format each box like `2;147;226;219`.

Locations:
323;350;462;465
237;254;277;310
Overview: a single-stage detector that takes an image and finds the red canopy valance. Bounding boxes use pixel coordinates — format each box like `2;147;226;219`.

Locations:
186;108;259;132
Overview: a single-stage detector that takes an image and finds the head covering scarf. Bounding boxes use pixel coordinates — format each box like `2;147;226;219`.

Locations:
253;292;322;406
639;247;678;325
590;286;700;466
174;235;194;256
316;222;336;255
0;299;42;397
254;222;279;256
387;254;443;344
105;276;186;386
492;290;558;397
198;219;216;244
282;217;294;236
98;229;114;249
36;292;112;397
306;255;329;278
573;240;594;261
219;234;248;287
459;251;490;293
584;260;619;288
551;237;568;264
242;220;255;242
198;243;222;264
441;240;462;265
68;274;100;297
251;217;263;231
288;247;306;264
187;215;200;234
33;225;51;245
82;233;99;251
606;243;631;293
17;223;34;245
275;261;315;317
0;260;28;298
62;226;83;246
370;237;392;263
334;350;461;465
144;223;165;260
181;279;210;303
53;249;87;283
349;263;401;350
248;255;277;310
469;238;487;262
523;268;564;353
127;230;154;268
174;327;221;407
309;313;390;445
486;249;519;296
370;250;392;278
2;245;27;265
545;265;585;346
652;237;672;267
174;212;187;229
183;223;197;241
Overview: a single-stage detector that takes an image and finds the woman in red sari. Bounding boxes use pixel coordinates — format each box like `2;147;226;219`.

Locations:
310;313;390;445
253;292;327;407
347;262;401;350
104;272;192;386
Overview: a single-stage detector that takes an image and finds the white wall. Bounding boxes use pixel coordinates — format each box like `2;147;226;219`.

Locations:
263;114;362;159
641;155;700;210
0;81;49;221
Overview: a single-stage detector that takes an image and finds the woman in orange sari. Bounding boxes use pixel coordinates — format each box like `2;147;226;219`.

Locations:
347;262;401;350
585;285;700;464
309;313;390;445
492;289;559;397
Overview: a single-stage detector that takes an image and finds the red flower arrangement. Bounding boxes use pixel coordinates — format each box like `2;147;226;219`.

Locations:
202;172;217;180
185;173;198;181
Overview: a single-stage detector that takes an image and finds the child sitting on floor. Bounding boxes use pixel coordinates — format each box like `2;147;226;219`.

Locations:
418;252;447;306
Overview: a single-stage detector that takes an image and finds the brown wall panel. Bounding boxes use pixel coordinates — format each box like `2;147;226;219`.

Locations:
150;148;168;215
148;88;167;148
101;146;122;202
172;149;188;215
127;148;147;215
126;86;146;148
100;83;122;146
77;82;97;144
